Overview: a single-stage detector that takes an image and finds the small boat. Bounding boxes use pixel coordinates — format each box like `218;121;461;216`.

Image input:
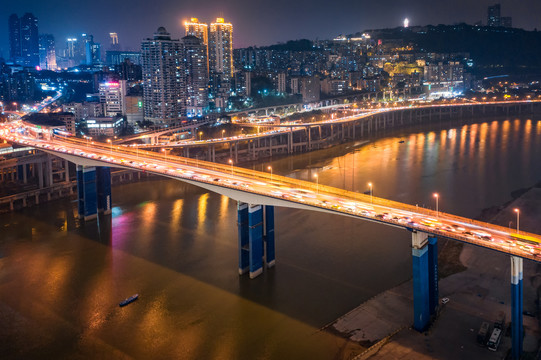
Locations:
119;294;139;307
398;140;405;143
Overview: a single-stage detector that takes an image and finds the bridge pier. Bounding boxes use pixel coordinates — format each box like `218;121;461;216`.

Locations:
411;231;439;331
76;165;98;221
511;256;523;359
96;166;112;215
237;202;275;278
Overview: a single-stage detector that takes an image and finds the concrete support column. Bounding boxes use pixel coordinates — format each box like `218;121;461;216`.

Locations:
96;166;112;215
412;231;430;331
428;236;438;315
22;164;27;184
248;204;264;279
511;256;523;359
46;155;53;186
237;202;249;275
38;162;44;188
264;205;275;268
64;160;69;182
76;165;97;221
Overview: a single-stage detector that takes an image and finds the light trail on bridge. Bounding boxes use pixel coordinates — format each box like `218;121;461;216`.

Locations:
1;119;540;263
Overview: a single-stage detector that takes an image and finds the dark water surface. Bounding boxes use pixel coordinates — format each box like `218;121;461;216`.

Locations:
1;117;541;359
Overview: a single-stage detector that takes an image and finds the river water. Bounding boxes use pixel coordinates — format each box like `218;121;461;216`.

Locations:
1;117;541;359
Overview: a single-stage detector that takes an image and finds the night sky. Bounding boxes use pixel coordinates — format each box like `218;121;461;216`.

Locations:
2;0;541;56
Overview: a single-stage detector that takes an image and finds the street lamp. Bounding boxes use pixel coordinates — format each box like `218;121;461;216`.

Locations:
199;131;203;141
514;208;520;233
222;129;226;138
268;166;272;182
229;158;233;175
314;173;319;194
162;148;167;161
107;139;112;154
433;193;439;216
368;182;373;203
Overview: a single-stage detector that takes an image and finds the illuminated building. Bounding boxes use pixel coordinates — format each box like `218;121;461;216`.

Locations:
39;34;57;70
8;14;21;64
487;4;500;27
185;17;209;77
62;102;104;121
141;27;184;125
209;17;233;106
300;76;320;102
85;116;125;137
109;32;120;50
9;13;40;67
182;35;208;118
99;80;127;117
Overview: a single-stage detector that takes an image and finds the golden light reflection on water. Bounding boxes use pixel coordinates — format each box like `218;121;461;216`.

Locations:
198;193;209;227
219;195;229;222
171;199;183;233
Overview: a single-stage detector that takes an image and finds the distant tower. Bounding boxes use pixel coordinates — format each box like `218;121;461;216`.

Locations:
19;13;40;67
487;4;501;27
109;32;120;50
39;34;57;70
208;17;233;107
141;27;184;125
8;14;21;63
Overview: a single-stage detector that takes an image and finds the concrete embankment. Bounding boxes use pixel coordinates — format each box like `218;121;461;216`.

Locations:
325;186;541;360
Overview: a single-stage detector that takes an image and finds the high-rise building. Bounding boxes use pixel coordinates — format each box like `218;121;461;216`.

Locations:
182;35;208;118
277;72;287;94
39;34;57;70
8;14;21;64
209;18;233;103
9;13;39;67
19;13;40;67
99;80;127;117
487;4;501;27
185;17;209;76
141;27;184;125
109;32;120;51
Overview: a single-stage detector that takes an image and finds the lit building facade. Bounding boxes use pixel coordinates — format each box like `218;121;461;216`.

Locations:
141;27;184;125
209;18;233;106
39;34;57;70
99;80;127;117
9;13;40;67
182;35;208;118
487;4;501;27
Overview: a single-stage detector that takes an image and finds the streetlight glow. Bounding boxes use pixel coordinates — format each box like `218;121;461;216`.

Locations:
433;193;439;215
268;166;272;182
199;131;203;141
229;158;233;174
368;182;373;203
514;208;520;233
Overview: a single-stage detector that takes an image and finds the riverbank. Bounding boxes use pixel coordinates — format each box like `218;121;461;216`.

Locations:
325;185;541;359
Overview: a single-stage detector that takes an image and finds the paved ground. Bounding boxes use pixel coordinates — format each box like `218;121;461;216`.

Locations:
328;188;541;360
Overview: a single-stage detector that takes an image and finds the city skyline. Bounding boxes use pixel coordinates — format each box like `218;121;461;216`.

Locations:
3;0;541;57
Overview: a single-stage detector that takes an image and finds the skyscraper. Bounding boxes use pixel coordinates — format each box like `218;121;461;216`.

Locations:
8;14;21;64
185;18;209;76
39;34;57;70
9;13;39;67
209;18;233;107
141;27;184;125
487;4;501;27
99;80;127;117
182;35;208;118
19;13;40;67
109;32;121;51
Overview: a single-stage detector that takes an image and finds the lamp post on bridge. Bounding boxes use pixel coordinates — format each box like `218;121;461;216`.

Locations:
514;208;520;234
229;158;233;175
433;193;439;216
107;139;112;155
368;182;373;203
314;173;319;194
268;166;272;182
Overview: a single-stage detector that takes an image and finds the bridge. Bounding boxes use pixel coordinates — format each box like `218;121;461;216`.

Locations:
1;106;537;358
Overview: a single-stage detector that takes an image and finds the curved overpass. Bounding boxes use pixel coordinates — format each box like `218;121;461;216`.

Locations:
1;119;540;263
